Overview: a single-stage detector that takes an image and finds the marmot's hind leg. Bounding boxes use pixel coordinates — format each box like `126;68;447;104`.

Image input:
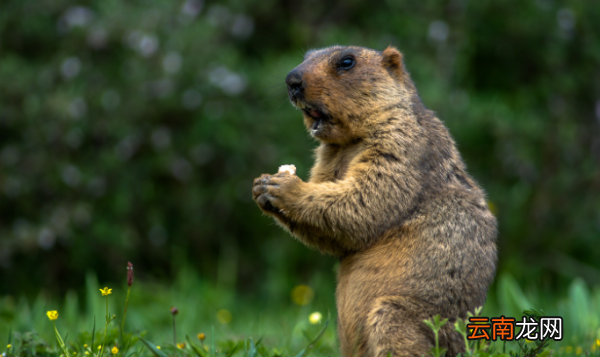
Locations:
364;296;463;357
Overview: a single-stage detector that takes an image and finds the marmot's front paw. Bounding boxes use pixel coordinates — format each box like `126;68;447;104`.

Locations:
253;174;279;213
252;172;301;214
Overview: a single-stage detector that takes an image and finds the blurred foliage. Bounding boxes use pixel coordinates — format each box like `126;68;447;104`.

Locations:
0;0;599;298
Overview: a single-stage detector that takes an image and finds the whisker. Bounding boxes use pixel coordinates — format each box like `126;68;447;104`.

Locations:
265;83;287;91
277;98;291;108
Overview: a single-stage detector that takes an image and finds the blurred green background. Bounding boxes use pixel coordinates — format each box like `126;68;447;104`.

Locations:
1;0;599;332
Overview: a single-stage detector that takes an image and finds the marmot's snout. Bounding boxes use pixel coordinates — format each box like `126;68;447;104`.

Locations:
285;66;329;138
285;69;303;102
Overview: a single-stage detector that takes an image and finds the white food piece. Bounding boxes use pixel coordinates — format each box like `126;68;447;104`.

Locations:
278;164;297;175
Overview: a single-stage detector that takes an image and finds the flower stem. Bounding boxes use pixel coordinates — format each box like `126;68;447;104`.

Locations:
120;285;131;346
100;296;109;357
172;314;177;346
53;321;69;357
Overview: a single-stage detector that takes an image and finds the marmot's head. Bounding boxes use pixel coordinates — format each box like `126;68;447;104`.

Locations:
286;45;416;145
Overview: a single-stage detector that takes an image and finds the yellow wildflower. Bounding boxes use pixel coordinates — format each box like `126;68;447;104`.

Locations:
309;312;322;324
99;287;112;296
85;352;89;356
7;344;12;349
156;346;161;350
565;346;573;354
47;310;59;321
98;346;102;350
217;309;232;324
487;201;498;215
84;344;88;348
111;346;119;354
291;285;314;305
197;333;206;341
597;339;600;347
576;347;582;355
177;343;186;349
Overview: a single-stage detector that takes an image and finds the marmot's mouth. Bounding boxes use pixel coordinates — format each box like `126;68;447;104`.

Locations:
304;108;328;135
304;108;325;120
294;100;330;136
296;102;327;119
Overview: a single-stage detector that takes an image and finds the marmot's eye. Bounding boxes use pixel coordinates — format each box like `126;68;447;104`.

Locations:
338;56;355;70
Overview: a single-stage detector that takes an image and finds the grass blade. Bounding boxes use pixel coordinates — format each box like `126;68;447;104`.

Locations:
122;334;132;356
300;331;312;343
130;344;146;357
139;338;170;357
224;341;243;357
211;326;215;357
185;335;208;357
91;316;96;353
248;338;257;357
294;319;329;357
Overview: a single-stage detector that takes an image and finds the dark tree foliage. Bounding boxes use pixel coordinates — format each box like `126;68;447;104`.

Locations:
1;0;599;297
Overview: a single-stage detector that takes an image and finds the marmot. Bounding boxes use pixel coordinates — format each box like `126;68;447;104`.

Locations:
252;46;497;357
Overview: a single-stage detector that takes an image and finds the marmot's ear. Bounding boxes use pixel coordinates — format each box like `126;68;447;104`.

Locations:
381;46;404;79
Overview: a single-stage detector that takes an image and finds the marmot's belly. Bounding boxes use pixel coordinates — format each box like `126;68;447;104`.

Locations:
335;235;412;351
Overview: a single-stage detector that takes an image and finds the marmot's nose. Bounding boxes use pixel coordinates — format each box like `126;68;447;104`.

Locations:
286;69;304;96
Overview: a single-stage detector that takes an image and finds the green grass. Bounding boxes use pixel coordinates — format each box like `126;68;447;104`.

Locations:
1;267;338;357
1;268;600;357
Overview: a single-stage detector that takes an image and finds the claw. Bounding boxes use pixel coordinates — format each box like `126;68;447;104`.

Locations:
256;193;278;213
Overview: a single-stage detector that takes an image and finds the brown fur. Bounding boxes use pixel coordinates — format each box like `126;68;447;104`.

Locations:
252;46;497;357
